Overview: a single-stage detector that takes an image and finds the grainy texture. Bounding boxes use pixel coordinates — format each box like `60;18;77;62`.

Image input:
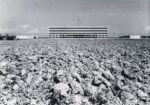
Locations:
0;39;150;105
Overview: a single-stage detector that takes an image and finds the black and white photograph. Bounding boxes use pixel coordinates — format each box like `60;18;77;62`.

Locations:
0;0;150;105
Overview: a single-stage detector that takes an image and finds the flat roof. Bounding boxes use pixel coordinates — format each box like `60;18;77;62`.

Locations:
49;26;107;29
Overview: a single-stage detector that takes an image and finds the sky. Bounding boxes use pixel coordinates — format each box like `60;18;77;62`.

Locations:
0;0;149;36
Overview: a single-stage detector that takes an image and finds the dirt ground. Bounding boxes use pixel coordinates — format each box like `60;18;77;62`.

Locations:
0;39;150;105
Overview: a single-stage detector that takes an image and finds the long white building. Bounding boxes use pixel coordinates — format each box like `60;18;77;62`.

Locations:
49;27;108;38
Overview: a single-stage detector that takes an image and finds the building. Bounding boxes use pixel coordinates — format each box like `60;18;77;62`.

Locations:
130;35;141;39
16;35;37;40
49;27;108;38
119;35;141;39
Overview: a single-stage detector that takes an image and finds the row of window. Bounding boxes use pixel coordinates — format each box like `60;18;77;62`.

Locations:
49;34;108;38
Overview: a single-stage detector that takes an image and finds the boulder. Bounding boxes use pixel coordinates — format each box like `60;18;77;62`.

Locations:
102;70;115;81
92;76;102;86
0;61;8;68
71;95;91;105
71;70;82;83
26;73;33;84
111;65;122;72
0;68;7;75
70;80;84;95
137;90;148;101
53;83;70;98
21;69;27;76
13;84;19;90
54;69;67;83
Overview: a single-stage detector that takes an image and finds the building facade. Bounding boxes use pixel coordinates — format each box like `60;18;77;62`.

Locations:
119;35;141;39
49;27;108;38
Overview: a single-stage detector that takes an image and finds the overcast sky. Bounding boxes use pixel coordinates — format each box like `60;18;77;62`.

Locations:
0;0;149;36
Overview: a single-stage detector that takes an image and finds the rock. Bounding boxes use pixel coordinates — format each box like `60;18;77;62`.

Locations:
92;76;102;86
26;73;33;84
71;95;91;105
121;69;136;80
28;55;38;62
94;61;100;69
111;65;122;71
6;74;16;79
21;69;27;76
13;84;19;90
144;68;150;73
135;82;143;89
53;83;70;98
80;69;89;79
120;91;135;101
92;71;101;77
34;76;43;84
54;69;67;83
30;99;37;105
0;83;6;89
6;98;17;105
102;70;115;80
72;95;82;105
46;72;52;79
137;90;148;101
120;91;138;105
116;77;125;90
17;80;24;86
98;84;107;92
71;70;82;83
105;91;123;105
122;61;131;67
99;76;111;87
0;61;8;68
83;83;97;97
0;69;7;75
70;80;84;95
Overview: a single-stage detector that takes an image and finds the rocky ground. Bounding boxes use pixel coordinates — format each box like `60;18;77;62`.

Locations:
0;39;150;105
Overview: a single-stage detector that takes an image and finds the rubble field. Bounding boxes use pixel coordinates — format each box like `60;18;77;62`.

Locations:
0;39;150;105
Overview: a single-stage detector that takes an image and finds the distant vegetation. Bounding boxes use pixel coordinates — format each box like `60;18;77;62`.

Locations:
0;34;16;40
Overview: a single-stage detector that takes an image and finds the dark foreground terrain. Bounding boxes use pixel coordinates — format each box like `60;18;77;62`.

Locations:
0;39;150;105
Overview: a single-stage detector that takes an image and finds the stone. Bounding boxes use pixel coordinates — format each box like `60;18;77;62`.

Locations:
122;69;135;80
98;76;111;87
137;90;148;100
72;95;82;105
21;69;27;76
92;77;102;86
71;95;91;105
6;74;16;80
102;70;115;80
6;98;17;105
54;69;67;83
90;85;98;97
30;99;37;105
34;76;43;84
26;73;33;84
135;82;143;89
0;83;6;89
111;65;122;71
0;61;8;68
71;80;84;95
71;71;82;83
28;55;38;62
53;83;70;98
0;69;7;75
120;91;135;101
120;91;138;105
98;84;107;92
13;84;19;90
94;61;100;68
